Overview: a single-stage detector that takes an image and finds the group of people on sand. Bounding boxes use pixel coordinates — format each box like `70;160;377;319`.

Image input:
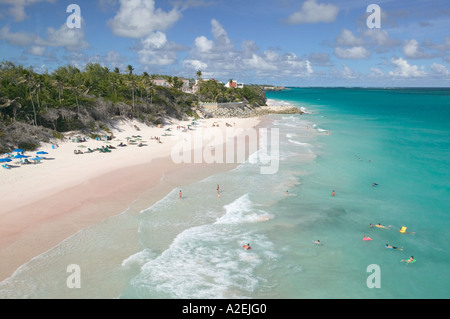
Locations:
150;136;162;143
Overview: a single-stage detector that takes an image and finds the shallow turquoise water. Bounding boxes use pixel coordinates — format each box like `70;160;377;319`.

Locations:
1;87;449;299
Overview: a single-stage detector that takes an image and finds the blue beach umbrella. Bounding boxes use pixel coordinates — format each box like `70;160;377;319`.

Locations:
14;154;28;159
36;151;48;155
13;149;24;153
0;158;12;162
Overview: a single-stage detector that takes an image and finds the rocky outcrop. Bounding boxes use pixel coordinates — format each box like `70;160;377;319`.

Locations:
196;104;303;119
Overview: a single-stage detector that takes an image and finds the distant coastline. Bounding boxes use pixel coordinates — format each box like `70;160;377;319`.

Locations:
262;85;286;91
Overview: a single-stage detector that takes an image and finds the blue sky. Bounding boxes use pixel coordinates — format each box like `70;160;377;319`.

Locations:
1;0;449;86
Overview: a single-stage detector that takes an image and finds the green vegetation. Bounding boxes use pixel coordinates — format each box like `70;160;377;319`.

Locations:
0;62;267;153
197;79;266;106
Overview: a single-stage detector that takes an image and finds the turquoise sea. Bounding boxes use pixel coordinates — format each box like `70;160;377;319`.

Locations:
0;87;449;299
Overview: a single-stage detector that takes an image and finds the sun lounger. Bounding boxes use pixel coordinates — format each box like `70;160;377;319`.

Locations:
2;164;11;169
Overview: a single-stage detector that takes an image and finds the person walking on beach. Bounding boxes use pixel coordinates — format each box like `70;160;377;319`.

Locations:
217;184;220;193
179;190;182;199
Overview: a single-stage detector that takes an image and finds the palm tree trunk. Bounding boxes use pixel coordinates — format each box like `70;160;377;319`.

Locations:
74;92;80;118
29;91;37;126
36;91;41;125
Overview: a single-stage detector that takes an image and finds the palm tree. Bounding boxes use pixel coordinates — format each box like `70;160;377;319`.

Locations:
125;75;137;112
127;64;134;75
23;70;38;126
53;75;64;105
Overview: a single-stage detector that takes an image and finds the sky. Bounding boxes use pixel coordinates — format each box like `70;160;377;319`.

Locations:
0;0;449;87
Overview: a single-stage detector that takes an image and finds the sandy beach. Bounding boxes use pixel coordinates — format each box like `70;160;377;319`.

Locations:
0;115;262;282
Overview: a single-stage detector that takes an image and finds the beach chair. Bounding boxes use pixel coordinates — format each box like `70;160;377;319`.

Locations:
2;164;10;169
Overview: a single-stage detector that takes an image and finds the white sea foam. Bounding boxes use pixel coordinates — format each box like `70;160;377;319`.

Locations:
288;139;312;147
127;194;277;299
121;249;156;268
215;194;274;225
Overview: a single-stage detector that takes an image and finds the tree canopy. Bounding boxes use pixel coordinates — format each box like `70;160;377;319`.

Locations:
0;61;267;153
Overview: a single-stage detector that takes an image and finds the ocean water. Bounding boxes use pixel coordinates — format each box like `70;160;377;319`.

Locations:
0;87;449;299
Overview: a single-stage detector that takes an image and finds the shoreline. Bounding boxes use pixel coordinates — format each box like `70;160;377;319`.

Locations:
0;114;275;282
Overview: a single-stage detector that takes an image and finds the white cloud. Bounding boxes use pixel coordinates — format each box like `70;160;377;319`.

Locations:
38;24;89;51
336;29;364;47
430;63;449;76
28;45;45;56
245;53;277;71
194;36;213;53
264;50;280;63
370;67;384;76
341;64;357;79
283;0;339;24
0;26;34;46
389;57;426;77
108;0;182;38
334;46;370;59
104;50;126;69
403;39;431;59
136;31;184;66
183;19;313;80
426;37;450;52
0;0;55;22
0;23;88;52
331;64;357;79
183;59;208;71
363;29;399;48
210;19;232;49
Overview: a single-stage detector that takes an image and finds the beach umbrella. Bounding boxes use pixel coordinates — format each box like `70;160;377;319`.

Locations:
13;149;24;153
0;158;12;163
36;151;48;155
14;154;28;159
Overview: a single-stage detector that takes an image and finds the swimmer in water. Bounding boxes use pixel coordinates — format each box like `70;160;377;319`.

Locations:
385;244;403;251
372;183;378;187
243;243;251;250
331;190;335;197
370;223;391;229
401;256;415;264
363;235;372;241
313;240;322;245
